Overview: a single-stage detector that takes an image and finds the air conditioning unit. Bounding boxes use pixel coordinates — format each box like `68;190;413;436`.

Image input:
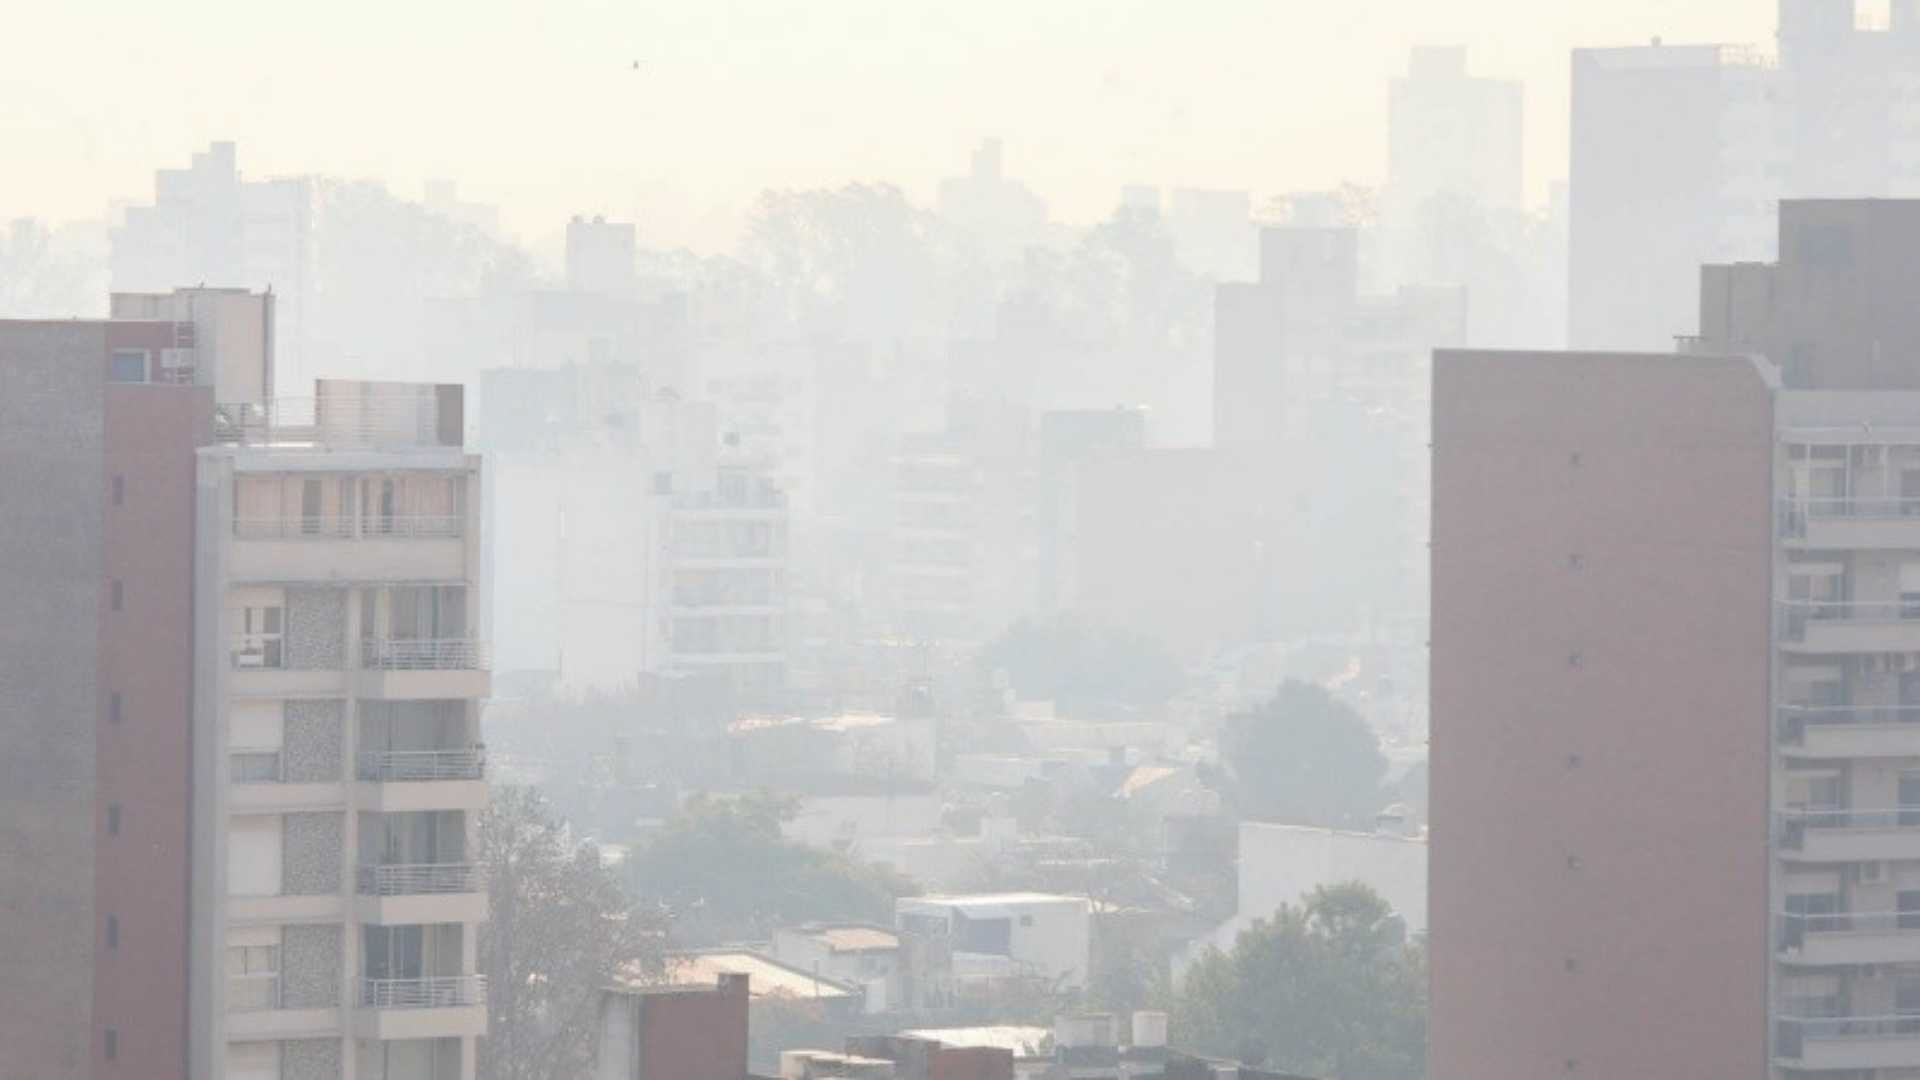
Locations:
1858;861;1888;885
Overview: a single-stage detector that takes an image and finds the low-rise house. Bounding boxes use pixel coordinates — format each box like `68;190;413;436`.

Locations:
895;893;1091;994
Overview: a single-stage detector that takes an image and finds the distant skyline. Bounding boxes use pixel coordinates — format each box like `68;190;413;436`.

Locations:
4;0;1775;251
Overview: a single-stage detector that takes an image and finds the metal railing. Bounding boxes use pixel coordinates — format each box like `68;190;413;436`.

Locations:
227;974;280;1012
356;515;465;539
215;395;451;451
359;975;485;1010
356;862;486;896
233;515;463;540
231;750;284;784
1780;704;1920;744
358;638;490;671
356;748;485;783
1782;497;1920;537
1779;1015;1920;1056
1779;909;1920;946
1778;599;1920;642
1779;807;1920;847
234;516;355;539
230;635;284;670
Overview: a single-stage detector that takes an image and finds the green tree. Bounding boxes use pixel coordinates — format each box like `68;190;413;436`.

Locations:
976;614;1186;709
627;792;914;943
1218;681;1386;826
480;786;667;1080
1172;883;1424;1080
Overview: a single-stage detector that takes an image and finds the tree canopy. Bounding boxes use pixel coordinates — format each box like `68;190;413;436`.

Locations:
480;786;666;1080
1172;883;1424;1080
976;613;1186;709
626;791;914;943
1217;680;1387;826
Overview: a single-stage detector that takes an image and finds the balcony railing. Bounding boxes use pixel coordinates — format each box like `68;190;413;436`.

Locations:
1779;704;1920;743
1778;1015;1920;1057
360;975;485;1010
356;748;485;783
215;394;452;451
1782;496;1920;538
234;515;463;540
359;638;490;671
1778;600;1920;641
355;862;486;896
234;516;355;540
1779;807;1920;847
1778;910;1920;948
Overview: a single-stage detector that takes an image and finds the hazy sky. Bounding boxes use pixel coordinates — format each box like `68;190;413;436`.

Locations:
4;0;1775;250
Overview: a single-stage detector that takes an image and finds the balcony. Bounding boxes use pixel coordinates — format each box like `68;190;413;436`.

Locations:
231;514;467;584
354;749;486;813
1777;911;1920;966
228;634;348;697
357;749;485;783
1777;1015;1920;1071
1782;496;1920;550
357;862;485;895
1779;705;1920;758
355;638;490;700
1777;808;1920;861
1778;601;1920;654
353;862;487;924
354;976;486;1040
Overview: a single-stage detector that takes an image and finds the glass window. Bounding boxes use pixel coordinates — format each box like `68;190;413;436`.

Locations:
109;349;148;384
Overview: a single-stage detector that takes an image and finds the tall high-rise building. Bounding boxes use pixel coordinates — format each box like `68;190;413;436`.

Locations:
1434;200;1920;1078
0;288;490;1080
1570;1;1920;352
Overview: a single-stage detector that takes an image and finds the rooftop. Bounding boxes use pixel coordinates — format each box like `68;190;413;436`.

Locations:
658;951;858;1001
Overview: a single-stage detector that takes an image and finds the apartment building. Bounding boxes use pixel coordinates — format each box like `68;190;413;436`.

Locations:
0;288;489;1080
1432;201;1920;1078
1571;0;1920;352
199;376;487;1080
481;363;789;697
887;401;1038;647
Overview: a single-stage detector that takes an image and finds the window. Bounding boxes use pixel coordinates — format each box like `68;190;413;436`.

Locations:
104;1030;116;1061
112;475;124;506
109;692;121;725
226;938;280;1012
107;805;120;836
228;816;283;898
109;350;148;384
111;581;123;612
106;916;118;948
231;600;284;669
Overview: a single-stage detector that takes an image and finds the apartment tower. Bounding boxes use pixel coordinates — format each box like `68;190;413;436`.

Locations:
0;288;490;1080
1434;201;1920;1078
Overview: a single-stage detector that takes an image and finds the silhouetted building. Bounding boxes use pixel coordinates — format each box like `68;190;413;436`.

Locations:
1383;46;1523;231
1571;2;1920;351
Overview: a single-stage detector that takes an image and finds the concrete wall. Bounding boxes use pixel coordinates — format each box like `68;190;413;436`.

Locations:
96;358;209;1080
596;976;748;1080
0;322;107;1078
1429;350;1775;1079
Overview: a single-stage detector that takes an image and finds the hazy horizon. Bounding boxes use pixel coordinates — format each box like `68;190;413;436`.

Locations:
8;0;1773;250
